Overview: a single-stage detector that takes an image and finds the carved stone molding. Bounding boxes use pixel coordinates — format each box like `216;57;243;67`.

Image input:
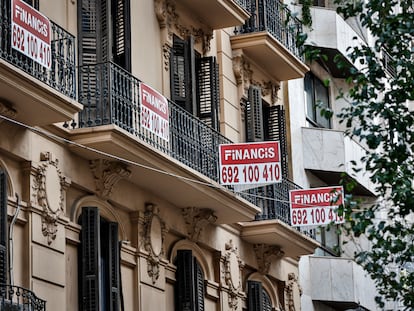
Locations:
223;240;243;310
162;43;172;71
258;80;280;105
182;207;217;241
89;159;131;200
232;52;253;88
141;203;168;284
253;244;284;274
0;99;17;122
32;152;70;245
155;0;213;54
285;272;302;311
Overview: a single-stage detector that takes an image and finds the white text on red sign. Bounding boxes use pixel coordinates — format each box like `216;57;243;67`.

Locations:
289;186;344;227
140;83;169;142
219;142;281;185
11;0;51;68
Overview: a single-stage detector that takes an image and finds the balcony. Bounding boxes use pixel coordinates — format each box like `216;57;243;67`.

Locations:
231;0;308;81
176;0;250;29
306;6;364;78
302;256;377;310
0;284;46;310
302;127;376;195
0;11;81;126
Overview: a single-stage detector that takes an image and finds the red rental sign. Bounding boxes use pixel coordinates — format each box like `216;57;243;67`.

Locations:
11;0;51;68
219;141;281;185
140;82;169;142
289;186;345;227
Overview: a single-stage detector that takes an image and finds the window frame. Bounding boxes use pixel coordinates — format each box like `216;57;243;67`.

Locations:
304;72;331;129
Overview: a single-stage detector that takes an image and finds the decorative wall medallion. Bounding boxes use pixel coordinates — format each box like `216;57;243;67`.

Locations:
253;244;284;274
285;272;302;311
90;159;131;199
142;203;168;284
182;207;217;241
223;240;243;310
32;152;70;245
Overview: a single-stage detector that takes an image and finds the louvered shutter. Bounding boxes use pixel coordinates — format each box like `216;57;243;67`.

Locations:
266;105;288;177
248;281;264;311
112;0;131;70
194;259;205;311
0;170;7;285
175;250;195;311
196;57;219;130
80;207;101;311
246;86;264;142
108;222;120;310
262;289;272;311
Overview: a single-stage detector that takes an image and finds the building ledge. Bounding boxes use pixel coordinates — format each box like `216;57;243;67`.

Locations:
240;219;320;258
69;125;260;224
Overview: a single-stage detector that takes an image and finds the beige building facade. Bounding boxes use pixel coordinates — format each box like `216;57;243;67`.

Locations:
0;0;324;310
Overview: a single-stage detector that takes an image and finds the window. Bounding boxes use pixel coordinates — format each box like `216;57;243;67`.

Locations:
304;72;331;128
174;250;205;311
0;170;7;285
170;36;220;131
315;226;340;256
245;85;288;177
247;281;273;311
78;206;120;311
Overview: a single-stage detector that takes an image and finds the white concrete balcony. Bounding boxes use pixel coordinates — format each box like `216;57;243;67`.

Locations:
302;127;376;195
302;256;377;310
306;7;365;78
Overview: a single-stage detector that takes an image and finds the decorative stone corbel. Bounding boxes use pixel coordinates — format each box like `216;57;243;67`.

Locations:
89;159;131;200
182;207;217;241
285;272;302;311
32;152;70;245
253;244;284;274
141;203;168;284
223;240;243;310
0;99;17;123
232;51;252;89
261;81;280;105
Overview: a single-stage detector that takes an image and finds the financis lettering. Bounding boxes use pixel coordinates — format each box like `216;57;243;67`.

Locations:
14;4;48;38
293;192;341;206
224;147;275;161
142;89;168;114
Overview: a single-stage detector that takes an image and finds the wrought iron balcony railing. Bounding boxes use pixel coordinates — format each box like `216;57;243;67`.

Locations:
0;7;76;99
0;284;46;311
235;0;304;61
74;62;314;238
234;0;251;11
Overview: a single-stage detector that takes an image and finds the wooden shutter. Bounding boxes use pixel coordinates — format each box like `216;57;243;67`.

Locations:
266;105;288;177
0;170;7;285
108;222;120;311
262;289;272;311
112;0;131;70
175;250;195;311
196;56;219;130
80;206;101;311
246;86;264;142
248;281;264;311
195;259;205;311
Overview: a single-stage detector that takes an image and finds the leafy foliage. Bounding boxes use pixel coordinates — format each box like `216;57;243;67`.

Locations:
300;0;414;308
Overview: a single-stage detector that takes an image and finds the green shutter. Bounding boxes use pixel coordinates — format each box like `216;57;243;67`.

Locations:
246;86;264;142
248;280;264;311
196;56;220;130
266;105;288;177
108;222;120;310
0;170;8;285
80;206;101;311
175;250;195;311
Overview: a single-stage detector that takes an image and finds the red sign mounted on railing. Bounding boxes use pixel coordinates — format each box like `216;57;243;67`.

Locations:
139;82;169;142
289;186;345;227
11;0;51;68
219;141;281;185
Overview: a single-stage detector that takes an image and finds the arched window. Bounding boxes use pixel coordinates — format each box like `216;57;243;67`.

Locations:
78;206;120;311
174;250;205;311
248;280;273;311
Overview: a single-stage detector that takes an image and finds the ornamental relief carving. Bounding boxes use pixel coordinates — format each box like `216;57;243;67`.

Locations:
0;99;17;122
32;152;70;245
182;207;217;241
154;0;213;55
141;203;168;284
223;240;244;310
285;272;302;311
253;244;284;275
